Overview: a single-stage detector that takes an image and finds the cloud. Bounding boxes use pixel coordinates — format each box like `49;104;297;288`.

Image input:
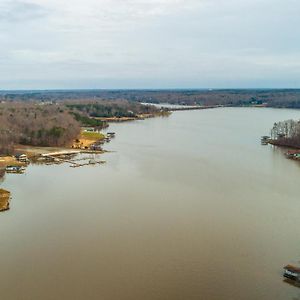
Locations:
0;0;300;89
0;0;49;23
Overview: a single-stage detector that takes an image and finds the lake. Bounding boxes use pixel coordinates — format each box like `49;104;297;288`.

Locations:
1;107;300;300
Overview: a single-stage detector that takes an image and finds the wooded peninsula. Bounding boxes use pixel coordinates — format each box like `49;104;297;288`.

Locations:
269;119;300;149
0;99;162;155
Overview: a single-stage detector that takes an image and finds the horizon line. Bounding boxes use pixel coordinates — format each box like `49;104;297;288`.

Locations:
1;87;300;92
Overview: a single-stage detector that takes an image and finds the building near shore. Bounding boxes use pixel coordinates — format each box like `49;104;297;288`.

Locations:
15;154;28;163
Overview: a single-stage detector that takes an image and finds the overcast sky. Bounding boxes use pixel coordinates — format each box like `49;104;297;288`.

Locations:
0;0;299;89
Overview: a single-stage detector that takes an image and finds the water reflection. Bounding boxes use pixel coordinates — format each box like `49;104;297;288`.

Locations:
0;169;5;183
284;279;300;289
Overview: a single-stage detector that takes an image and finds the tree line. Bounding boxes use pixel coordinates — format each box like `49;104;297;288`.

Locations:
3;89;300;108
66;100;159;118
0;103;80;154
0;100;161;155
270;119;300;148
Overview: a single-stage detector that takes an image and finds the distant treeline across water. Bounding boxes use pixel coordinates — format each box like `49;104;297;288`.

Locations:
1;89;300;108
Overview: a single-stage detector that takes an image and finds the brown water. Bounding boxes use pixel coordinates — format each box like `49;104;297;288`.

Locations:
1;107;300;300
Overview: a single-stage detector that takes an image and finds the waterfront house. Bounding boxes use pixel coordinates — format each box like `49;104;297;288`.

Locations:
285;150;300;159
107;132;116;137
90;144;103;151
83;127;96;132
15;154;28;162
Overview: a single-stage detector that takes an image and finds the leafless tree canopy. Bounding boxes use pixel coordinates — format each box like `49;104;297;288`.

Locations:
0;102;80;154
2;89;300;108
271;120;300;148
0;99;161;155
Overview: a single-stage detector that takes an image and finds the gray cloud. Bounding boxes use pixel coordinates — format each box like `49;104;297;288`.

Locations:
0;0;48;23
0;0;300;89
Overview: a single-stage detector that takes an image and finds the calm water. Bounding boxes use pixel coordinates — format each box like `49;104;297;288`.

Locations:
1;108;300;300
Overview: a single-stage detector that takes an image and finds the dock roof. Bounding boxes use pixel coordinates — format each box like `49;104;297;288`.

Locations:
284;265;300;273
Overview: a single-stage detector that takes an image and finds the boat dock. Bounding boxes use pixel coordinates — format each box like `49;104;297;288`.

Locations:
69;160;105;168
40;150;105;168
283;265;300;281
41;150;81;157
261;136;271;145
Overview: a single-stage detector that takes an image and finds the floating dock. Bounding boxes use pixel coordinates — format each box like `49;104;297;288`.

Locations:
41;150;81;157
261;136;270;145
39;150;105;168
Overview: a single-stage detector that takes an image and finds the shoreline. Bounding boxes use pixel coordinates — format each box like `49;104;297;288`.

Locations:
0;110;169;211
2;106;298;213
262;138;300;162
268;140;300;150
93;111;171;123
0;130;108;211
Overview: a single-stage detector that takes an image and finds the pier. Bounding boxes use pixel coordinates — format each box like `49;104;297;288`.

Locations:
40;150;105;168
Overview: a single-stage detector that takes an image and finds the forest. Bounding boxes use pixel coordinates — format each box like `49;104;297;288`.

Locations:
0;103;80;154
0;100;160;155
3;90;300;154
2;89;300;108
66;100;158;118
270;119;300;148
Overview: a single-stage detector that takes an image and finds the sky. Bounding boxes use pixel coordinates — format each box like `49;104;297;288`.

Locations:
0;0;300;89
